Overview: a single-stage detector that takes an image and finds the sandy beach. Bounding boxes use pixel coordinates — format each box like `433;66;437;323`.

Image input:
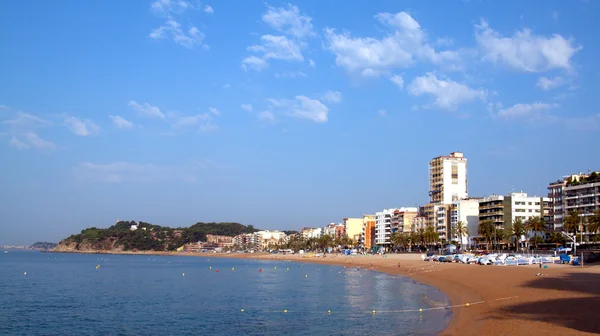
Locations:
52;250;600;335
220;252;600;336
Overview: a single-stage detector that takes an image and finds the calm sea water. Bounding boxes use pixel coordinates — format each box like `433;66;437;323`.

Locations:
0;251;451;336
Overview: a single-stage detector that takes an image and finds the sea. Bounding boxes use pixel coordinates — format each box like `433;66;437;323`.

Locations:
0;251;451;336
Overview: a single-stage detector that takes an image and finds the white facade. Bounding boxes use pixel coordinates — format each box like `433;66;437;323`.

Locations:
507;192;547;224
375;209;395;246
256;230;286;241
450;198;480;246
430;152;468;205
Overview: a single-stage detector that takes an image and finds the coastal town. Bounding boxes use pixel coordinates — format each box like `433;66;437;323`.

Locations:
177;152;600;254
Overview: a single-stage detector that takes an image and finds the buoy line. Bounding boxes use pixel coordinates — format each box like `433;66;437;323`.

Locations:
239;296;517;314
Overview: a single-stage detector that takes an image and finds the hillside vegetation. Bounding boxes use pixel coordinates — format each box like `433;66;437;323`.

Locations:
55;221;258;252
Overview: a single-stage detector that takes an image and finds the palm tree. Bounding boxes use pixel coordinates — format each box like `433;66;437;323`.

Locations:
588;210;600;241
424;226;439;250
452;221;469;250
525;216;546;249
390;232;409;250
563;210;580;237
547;232;566;246
478;220;495;250
511;218;527;251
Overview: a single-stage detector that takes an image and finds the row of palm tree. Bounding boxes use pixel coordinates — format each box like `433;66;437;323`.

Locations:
476;210;600;250
390;226;440;250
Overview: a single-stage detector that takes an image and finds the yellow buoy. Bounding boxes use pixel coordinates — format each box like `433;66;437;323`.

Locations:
274;266;276;270
232;267;235;271
286;268;289;271
305;274;308;278
284;309;288;313
372;310;376;314
24;272;27;276
466;303;470;307
419;308;423;312
209;266;212;269
327;310;331;314
241;309;244;312
182;273;185;276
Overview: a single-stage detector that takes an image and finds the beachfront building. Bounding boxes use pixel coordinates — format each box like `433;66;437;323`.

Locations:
390;208;419;233
423;152;469;242
412;215;427;232
362;215;376;250
478;192;551;247
344;217;363;243
429;152;468;205
449;198;481;247
548;171;600;233
375;209;395;247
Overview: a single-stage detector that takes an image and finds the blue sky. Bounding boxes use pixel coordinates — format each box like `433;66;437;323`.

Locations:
1;0;599;244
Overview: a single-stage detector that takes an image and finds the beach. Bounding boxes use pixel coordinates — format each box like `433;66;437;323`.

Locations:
227;252;600;336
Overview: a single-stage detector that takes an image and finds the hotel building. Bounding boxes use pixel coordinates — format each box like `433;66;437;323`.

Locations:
449;198;481;246
548;172;600;231
425;152;468;240
375;209;395;246
429;152;468;205
362;215;376;250
343;218;364;243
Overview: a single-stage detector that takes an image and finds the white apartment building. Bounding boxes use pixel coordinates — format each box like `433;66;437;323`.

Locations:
549;172;600;232
375;209;395;246
429;152;468;205
449;198;480;246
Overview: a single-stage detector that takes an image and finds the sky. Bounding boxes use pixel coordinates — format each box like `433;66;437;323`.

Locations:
1;0;599;245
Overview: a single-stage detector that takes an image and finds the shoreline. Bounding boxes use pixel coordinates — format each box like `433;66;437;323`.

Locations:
49;250;600;335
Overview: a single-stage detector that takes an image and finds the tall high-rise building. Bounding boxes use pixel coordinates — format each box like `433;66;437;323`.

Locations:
429;152;468;205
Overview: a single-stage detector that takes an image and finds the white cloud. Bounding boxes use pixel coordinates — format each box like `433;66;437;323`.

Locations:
208;107;220;116
324;11;463;77
150;0;192;15
9;137;29;150
248;35;303;62
149;19;205;49
128;100;166;119
262;4;314;39
475;19;580;72
64;116;100;136
204;5;214;14
274;71;307;79
2;111;56;151
390;74;404;89
407;72;487;110
109;115;134;129
195;158;235;170
322;91;342;103
267;96;329;123
76;161;198;183
496;102;558;119
9;132;56;151
241;56;268;71
536;76;566;90
172;113;211;128
308;59;315;67
3;112;51;129
222;84;231;89
241;104;253;112
378;109;387;117
257;111;276;122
